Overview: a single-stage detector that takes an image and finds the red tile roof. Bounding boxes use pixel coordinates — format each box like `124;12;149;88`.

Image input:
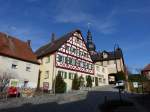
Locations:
142;64;150;71
0;32;39;64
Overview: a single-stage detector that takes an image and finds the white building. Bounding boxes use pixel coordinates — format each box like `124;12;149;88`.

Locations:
94;63;109;86
0;32;39;88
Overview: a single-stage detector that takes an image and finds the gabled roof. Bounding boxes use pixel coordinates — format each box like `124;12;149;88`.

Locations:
91;50;122;62
35;29;81;58
142;64;150;71
0;32;39;64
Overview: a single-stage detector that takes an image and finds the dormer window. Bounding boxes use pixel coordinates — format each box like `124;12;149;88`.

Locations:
103;52;108;58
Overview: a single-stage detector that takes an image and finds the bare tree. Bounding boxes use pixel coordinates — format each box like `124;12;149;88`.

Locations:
0;68;19;92
0;72;14;92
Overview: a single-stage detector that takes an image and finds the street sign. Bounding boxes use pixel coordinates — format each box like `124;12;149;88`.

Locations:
133;82;138;88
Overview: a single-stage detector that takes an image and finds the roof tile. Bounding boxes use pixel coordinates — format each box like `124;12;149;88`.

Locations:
0;32;38;64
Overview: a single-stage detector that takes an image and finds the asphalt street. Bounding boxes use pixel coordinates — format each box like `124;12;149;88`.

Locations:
0;85;128;112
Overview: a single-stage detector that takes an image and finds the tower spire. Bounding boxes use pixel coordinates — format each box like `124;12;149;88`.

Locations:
86;29;96;55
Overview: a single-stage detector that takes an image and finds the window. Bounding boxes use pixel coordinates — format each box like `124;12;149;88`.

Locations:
45;71;49;79
65;57;68;64
75;60;78;66
86;75;88;80
69;73;75;79
84;62;87;69
87;63;89;69
12;64;18;69
45;57;50;63
92;77;94;82
69;73;72;79
99;78;102;83
65;45;69;51
80;61;84;68
72;59;76;65
58;71;61;75
64;72;67;79
76;49;79;56
89;64;92;70
57;55;63;62
103;79;106;84
57;71;67;79
26;67;31;72
83;62;86;68
68;58;72;64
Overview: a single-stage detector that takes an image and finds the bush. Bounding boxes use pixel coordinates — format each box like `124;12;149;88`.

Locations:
72;74;80;90
86;75;92;87
95;77;98;86
55;75;66;93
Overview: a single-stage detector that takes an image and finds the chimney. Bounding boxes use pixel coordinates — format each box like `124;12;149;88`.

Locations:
51;33;56;42
27;40;31;47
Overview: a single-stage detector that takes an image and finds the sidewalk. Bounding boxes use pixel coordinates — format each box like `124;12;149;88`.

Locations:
0;90;88;109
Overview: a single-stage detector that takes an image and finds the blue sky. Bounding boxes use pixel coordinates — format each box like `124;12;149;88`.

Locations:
0;0;150;73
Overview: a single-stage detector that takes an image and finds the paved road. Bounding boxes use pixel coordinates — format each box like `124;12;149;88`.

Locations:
0;85;127;112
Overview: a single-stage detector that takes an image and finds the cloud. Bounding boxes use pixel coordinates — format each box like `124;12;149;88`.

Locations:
54;11;93;23
53;0;117;34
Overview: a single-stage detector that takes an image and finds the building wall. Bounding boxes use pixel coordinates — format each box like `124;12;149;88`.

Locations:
39;54;55;90
0;55;39;88
94;63;109;86
39;53;96;92
100;59;124;74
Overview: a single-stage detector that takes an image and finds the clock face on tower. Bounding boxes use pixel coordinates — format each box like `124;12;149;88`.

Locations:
55;31;94;75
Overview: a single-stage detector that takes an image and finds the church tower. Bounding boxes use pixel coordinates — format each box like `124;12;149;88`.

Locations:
86;30;96;55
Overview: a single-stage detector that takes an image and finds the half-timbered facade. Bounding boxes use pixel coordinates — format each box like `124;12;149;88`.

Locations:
36;30;94;91
56;32;94;74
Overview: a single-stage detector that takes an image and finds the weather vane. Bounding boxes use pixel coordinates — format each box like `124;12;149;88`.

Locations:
87;22;91;29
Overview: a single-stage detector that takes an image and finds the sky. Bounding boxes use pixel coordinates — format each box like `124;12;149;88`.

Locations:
0;0;150;73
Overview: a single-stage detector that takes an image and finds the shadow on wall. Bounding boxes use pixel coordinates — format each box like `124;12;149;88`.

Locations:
0;90;127;112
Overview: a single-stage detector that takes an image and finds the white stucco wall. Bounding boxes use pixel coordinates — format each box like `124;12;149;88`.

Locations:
94;63;109;86
102;59;124;74
0;55;39;88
